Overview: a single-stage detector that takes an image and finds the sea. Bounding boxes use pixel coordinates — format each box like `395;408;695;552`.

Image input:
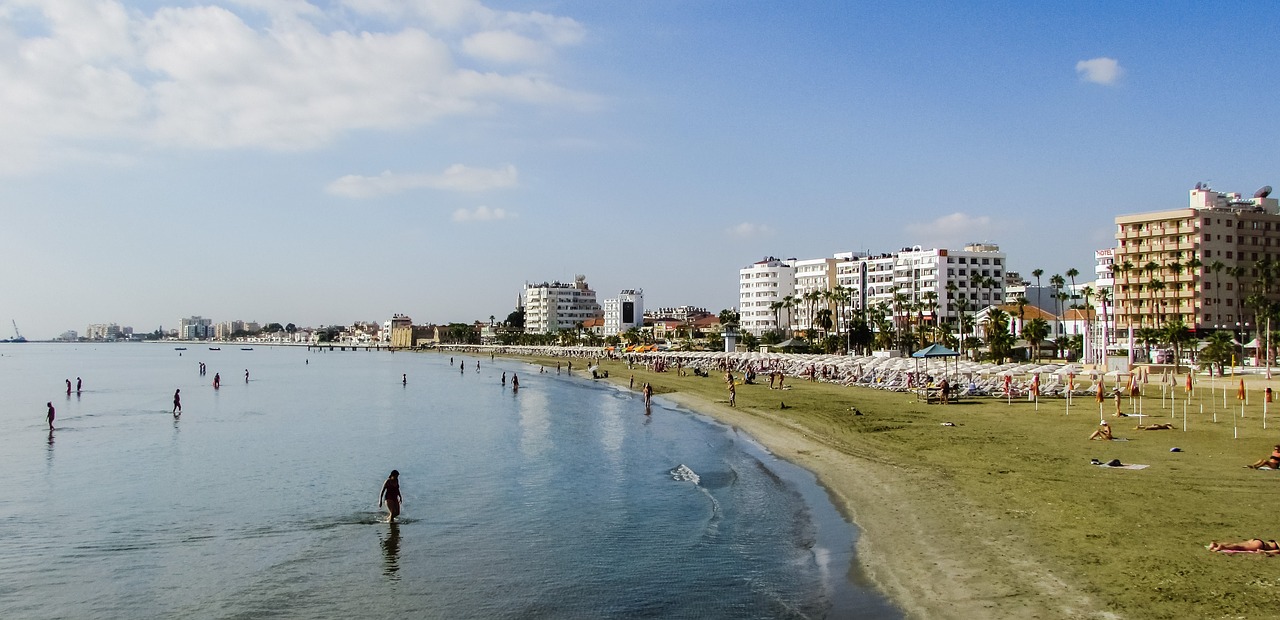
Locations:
0;344;900;619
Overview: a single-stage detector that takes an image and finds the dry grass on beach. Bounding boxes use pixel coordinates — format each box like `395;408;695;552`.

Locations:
519;356;1280;620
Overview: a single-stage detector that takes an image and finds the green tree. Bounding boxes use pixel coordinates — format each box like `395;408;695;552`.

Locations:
984;308;1015;363
1161;317;1194;372
1200;330;1234;376
1022;317;1051;363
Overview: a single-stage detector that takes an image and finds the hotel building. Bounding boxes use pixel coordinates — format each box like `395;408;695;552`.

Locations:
1113;185;1280;336
522;275;603;334
602;289;645;336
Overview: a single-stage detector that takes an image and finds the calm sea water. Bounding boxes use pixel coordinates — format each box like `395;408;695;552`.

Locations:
0;344;899;619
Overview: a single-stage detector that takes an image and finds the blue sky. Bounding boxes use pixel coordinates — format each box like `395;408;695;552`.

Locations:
3;0;1280;339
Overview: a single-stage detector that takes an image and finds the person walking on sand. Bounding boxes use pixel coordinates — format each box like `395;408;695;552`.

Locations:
379;470;402;522
728;382;736;407
172;389;182;417
46;402;55;429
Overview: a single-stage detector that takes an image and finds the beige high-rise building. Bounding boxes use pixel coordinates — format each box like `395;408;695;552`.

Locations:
1113;184;1280;335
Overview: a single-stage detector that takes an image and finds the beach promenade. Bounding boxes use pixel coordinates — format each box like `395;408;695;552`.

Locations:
452;345;1280;620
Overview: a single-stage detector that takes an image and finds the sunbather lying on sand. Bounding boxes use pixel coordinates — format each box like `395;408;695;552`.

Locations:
1247;445;1280;469
1136;423;1174;430
1209;539;1280;554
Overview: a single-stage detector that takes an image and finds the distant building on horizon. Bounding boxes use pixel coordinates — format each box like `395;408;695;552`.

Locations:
178;316;212;340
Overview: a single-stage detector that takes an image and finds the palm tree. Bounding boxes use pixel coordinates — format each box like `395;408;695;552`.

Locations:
985;308;1015;363
1022;317;1051;363
1201;330;1235;376
769;300;785;337
922;290;939;345
1032;268;1044;302
1080;286;1094;363
783;295;800;337
1066;267;1080;300
1148;278;1166;325
1251;258;1277;378
1161;317;1194;372
1050;274;1066;340
891;291;911;354
1136;326;1161;363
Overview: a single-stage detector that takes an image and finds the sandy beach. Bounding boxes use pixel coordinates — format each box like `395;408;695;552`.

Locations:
657;391;1115;620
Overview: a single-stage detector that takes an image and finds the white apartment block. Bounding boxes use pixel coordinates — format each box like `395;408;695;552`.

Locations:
739;257;796;335
522;275;602;334
178;316;212;340
603;289;644;336
739;244;1007;336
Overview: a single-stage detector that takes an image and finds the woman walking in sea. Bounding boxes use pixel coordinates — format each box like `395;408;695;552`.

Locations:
172;389;182;417
379;470;402;522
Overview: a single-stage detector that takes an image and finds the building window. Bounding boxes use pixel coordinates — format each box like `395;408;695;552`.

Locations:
1227;252;1233;259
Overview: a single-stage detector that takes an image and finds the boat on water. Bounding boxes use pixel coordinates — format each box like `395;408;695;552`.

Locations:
208;347;221;351
174;347;187;351
240;347;254;351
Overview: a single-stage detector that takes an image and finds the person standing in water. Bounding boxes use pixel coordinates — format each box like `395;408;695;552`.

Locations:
402;373;407;385
501;372;507;386
65;379;71;395
244;369;249;383
213;373;221;389
46;402;55;429
172;389;182;416
511;374;519;390
76;377;82;394
379;470;402;522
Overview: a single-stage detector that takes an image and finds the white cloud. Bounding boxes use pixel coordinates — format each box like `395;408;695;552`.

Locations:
903;212;1006;249
1075;57;1123;85
327;164;518;198
0;1;590;173
463;30;549;64
726;222;773;238
452;205;514;222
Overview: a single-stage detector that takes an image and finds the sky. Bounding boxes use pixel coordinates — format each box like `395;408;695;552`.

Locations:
4;0;1280;339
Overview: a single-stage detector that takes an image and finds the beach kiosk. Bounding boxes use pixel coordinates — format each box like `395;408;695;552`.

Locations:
912;343;961;403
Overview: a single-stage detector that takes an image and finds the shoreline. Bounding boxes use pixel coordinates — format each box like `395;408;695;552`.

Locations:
652;390;1112;620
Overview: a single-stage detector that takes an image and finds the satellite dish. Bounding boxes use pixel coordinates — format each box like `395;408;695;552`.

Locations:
1255;185;1272;198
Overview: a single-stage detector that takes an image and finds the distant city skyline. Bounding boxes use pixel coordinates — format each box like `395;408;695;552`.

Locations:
4;1;1280;339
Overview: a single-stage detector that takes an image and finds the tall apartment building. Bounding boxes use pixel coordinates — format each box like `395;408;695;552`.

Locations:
1113;185;1280;335
739;244;1007;336
178;316;212;340
738;257;795;335
85;323;121;340
522;275;602;334
602;289;644;336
